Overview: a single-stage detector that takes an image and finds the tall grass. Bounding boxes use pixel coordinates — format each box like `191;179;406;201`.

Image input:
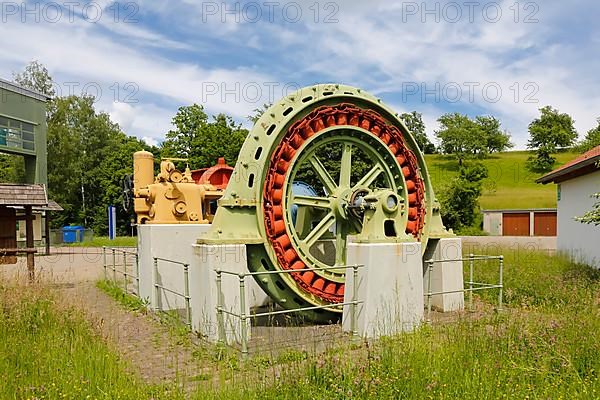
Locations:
1;248;599;399
0;284;180;399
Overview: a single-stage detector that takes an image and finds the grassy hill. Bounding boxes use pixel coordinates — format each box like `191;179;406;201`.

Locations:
424;150;579;210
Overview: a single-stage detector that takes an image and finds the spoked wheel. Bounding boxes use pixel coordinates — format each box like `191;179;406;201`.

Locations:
204;84;439;323
257;102;426;321
284;130;405;296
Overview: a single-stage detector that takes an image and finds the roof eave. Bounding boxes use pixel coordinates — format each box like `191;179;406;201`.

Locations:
536;156;600;184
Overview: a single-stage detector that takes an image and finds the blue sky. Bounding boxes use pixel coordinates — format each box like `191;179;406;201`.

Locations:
1;0;599;148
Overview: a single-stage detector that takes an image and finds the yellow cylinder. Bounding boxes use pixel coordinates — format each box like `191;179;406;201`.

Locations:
133;151;154;191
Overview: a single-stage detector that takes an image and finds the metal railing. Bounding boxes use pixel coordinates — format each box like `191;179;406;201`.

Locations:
153;257;192;327
215;264;365;359
102;246;139;295
424;254;503;321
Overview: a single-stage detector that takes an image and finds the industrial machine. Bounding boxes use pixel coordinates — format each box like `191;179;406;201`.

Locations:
130;152;230;224
200;84;449;321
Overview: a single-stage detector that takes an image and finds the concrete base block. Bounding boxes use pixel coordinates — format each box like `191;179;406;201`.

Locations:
190;244;253;344
138;224;211;311
423;237;464;312
342;242;424;338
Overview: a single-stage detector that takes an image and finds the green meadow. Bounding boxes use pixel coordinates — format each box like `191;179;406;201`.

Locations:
425;150;578;209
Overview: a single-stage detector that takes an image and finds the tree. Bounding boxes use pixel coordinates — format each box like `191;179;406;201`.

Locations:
47;95;150;234
247;103;271;124
12;61;156;235
161;104;248;168
527;106;578;171
438;162;489;231
577;118;600;153
400;111;435;154
476;116;513;153
12;60;55;97
577;193;600;225
435;113;487;165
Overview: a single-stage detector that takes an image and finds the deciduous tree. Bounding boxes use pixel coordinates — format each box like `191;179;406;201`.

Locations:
161;104;248;168
400;111;435;154
435;113;487;165
527;106;578;171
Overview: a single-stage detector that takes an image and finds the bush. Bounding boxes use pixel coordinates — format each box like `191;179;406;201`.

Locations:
439;162;488;231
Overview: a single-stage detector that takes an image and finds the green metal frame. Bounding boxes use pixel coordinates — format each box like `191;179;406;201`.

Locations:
199;84;450;321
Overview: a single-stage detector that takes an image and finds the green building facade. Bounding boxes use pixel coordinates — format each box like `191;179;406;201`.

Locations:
0;78;49;185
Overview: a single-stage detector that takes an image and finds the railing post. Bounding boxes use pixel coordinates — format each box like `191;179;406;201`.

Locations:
469;253;474;311
153;257;160;312
112;248;116;282
123;251;128;293
239;273;248;360
426;260;433;323
183;264;191;327
351;264;359;341
135;253;140;295
102;246;107;280
498;255;504;312
216;270;225;344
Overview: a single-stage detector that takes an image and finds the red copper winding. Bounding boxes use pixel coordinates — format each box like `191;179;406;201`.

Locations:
262;104;426;304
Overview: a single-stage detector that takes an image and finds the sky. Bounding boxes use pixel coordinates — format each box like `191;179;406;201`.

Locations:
1;0;599;149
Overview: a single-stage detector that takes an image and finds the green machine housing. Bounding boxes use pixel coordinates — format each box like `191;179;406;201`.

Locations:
199;84;450;321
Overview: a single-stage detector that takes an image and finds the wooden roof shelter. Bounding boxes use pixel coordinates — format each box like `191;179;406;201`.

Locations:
0;184;57;280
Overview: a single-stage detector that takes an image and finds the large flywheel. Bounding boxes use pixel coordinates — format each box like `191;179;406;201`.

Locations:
201;84;447;322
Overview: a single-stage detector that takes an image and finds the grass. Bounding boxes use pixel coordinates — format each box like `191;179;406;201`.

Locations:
66;236;137;248
0;284;179;399
425;150;578;209
1;249;599;399
96;279;148;312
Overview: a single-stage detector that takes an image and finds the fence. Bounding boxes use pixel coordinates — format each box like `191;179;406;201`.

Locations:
424;253;503;321
102;247;192;327
152;257;192;327
102;246;139;295
50;228;94;245
215;264;365;359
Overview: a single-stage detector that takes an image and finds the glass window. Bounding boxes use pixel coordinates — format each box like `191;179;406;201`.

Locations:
0;117;35;151
22;141;35;151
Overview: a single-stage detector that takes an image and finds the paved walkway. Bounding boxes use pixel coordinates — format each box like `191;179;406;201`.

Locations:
62;282;209;386
3;247;209;387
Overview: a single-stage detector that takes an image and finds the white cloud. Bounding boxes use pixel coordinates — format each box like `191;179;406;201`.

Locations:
141;136;159;147
2;0;599;150
108;102;136;131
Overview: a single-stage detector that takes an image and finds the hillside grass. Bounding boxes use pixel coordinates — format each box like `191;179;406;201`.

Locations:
425;150;578;209
1;248;599;399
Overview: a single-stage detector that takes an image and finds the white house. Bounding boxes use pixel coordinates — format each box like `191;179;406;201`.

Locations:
537;146;600;268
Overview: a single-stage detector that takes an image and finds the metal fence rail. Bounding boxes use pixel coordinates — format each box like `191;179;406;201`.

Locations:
102;246;139;295
153;257;192;327
424;254;504;321
215;264;365;359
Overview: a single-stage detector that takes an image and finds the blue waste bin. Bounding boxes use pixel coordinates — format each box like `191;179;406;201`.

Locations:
62;226;85;243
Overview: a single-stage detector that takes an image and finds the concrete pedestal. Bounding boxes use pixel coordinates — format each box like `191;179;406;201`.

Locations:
190;244;252;344
422;237;464;312
138;224;210;311
342;242;424;338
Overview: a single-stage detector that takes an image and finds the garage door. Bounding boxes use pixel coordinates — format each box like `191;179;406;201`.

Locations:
502;213;530;236
534;212;557;236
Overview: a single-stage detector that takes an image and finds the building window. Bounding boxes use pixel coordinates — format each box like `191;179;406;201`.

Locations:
0;116;35;151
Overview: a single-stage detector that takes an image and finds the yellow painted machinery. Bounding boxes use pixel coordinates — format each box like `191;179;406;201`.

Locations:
132;151;224;224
